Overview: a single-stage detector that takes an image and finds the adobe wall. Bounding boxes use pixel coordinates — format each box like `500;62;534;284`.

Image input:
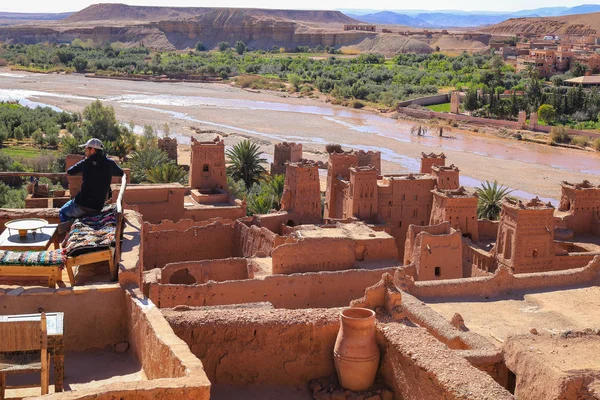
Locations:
377;321;513;400
430;164;460;190
404;222;451;264
40;290;212;400
189;137;227;191
163;308;340;385
150;267;399;309
398;107;600;138
0;285;127;351
413;227;463;280
271;237;356;274
324;152;358;219
271;142;302;175
420;152;446;174
557;181;600;235
478;219;500;240
347;166;379;223
142;219;237;270
409;256;600;299
280;161;322;225
0;208;60;228
430;188;479;241
161;258;251;284
114;183;186;224
182;204;246;222
495;199;556;273
464;244;497;275
356;150;382;174
233;220;282;257
376;175;436;258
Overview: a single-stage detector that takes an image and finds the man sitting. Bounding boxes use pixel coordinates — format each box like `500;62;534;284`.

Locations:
59;138;124;223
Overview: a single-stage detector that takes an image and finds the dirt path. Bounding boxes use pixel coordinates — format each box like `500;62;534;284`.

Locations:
0;68;598;201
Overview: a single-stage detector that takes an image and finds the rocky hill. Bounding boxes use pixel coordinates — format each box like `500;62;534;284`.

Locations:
481;12;600;36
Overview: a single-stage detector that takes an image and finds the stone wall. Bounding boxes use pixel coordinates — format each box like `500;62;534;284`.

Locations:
271;142;302;176
150;267;399;309
143;219;237;270
189;136;227;191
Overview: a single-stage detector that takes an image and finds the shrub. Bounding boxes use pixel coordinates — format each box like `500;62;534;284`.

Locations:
195;41;206;51
592;137;600;151
570;135;590;148
351;100;365;109
217;41;230;51
550;125;571;144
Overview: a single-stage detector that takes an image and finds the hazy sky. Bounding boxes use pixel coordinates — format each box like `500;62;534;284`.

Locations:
0;0;595;13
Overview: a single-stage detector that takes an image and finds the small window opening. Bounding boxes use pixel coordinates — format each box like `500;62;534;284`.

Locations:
434;267;441;277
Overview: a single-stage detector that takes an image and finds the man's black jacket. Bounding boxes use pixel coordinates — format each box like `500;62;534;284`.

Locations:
67;153;124;211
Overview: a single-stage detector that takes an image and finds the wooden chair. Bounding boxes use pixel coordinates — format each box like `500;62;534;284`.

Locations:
0;313;49;399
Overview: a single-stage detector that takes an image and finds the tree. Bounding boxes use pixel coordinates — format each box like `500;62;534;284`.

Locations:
287;73;302;91
146;162;186;184
475;180;513;220
235;40;247;55
410;123;428;136
570;62;588;77
218;41;230;51
226;139;267;188
537;104;556;124
463;88;479;112
128;147;170;183
82;100;120;142
429;119;451;137
73;57;88;73
195;41;206;51
264;174;285;209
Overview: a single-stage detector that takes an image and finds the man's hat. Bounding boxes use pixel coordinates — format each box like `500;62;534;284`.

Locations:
79;138;104;150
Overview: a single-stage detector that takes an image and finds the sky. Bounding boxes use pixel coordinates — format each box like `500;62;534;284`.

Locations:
0;0;595;13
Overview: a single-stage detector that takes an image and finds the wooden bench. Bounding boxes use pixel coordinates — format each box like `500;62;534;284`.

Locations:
0;175;127;287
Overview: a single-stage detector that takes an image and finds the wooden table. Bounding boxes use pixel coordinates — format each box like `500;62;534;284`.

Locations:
0;312;65;392
0;224;59;251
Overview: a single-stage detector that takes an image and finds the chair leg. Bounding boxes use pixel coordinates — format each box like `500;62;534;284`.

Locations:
65;262;75;286
48;271;56;288
41;348;49;395
108;253;117;282
0;373;6;400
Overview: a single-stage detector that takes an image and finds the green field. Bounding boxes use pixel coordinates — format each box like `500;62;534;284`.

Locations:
425;103;451;112
0;146;56;159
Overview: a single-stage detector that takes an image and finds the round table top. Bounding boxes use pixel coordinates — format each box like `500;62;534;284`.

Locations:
4;218;49;231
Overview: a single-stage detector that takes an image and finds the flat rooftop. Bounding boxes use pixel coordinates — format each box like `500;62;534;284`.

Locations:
424;285;600;347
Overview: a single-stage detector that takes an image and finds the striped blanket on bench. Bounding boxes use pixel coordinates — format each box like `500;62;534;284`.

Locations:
63;205;117;257
0;249;65;266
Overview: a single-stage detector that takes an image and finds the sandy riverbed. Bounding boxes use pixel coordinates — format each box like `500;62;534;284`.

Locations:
0;68;598;201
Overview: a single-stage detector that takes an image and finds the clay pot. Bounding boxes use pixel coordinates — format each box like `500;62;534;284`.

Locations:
334;307;380;391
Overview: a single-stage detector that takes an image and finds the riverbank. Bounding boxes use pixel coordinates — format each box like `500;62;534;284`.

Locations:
0;67;597;202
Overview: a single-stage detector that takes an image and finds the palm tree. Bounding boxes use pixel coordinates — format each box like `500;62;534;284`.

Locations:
146;162;186;184
475;180;513;220
128;147;170;183
429;119;452;137
226;139;267;188
264;174;285;209
410;123;428;136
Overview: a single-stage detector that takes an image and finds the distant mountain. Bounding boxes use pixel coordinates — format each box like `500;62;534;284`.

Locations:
482;12;600;36
559;4;600;15
339;4;600;27
0;12;72;21
348;11;430;27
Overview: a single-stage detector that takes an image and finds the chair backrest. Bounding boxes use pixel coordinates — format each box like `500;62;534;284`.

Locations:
114;174;128;273
0;313;47;352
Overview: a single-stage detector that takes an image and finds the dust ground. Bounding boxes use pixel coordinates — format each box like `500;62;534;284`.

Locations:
424;285;600;347
1;68;598;201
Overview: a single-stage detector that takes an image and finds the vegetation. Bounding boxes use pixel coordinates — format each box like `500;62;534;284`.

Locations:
226;139;267;188
127;147;171;183
410;123;429;136
146;162;186;184
475;180;513;220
